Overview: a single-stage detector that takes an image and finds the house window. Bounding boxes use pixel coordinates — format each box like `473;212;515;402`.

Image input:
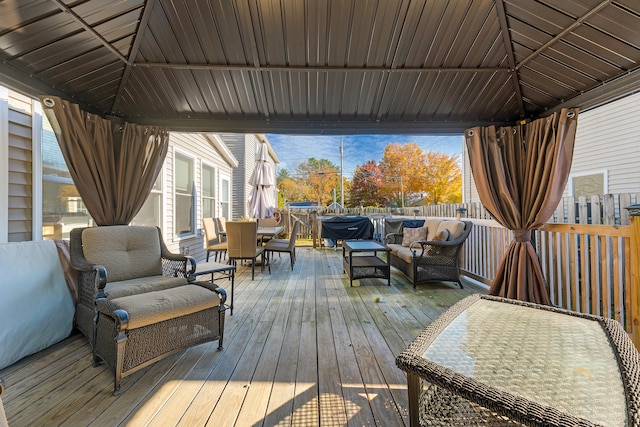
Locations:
41;115;92;239
202;163;216;219
131;173;162;228
571;172;606;198
175;152;195;237
220;174;230;219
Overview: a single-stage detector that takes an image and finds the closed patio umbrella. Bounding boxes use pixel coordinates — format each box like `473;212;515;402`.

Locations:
248;141;275;219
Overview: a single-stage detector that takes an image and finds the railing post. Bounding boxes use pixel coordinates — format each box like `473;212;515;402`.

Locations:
625;204;640;349
456;207;467;220
312;210;318;248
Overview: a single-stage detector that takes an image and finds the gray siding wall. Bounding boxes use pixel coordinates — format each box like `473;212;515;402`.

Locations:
562;91;640;197
1;89;35;242
219;133;259;220
463;91;640;204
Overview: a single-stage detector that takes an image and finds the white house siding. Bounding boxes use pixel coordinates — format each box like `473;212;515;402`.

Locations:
161;132;236;261
462;91;640;205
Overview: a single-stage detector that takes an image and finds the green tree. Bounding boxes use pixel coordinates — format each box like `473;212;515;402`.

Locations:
348;160;386;207
296;158;340;205
276;169;306;207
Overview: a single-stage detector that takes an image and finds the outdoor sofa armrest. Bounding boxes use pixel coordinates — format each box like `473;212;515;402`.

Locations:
156;227;196;278
384;232;403;245
409;239;460;258
192;281;228;307
69;227;109;297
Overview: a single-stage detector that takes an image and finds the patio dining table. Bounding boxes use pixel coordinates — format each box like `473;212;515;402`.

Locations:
396;294;640;427
220;225;284;243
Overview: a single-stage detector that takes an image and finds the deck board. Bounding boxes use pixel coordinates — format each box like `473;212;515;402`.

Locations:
0;247;482;426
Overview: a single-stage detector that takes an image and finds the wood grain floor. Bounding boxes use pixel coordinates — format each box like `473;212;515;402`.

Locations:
1;247;482;426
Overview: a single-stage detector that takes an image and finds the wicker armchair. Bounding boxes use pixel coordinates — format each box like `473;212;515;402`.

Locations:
385;219;472;289
70;225;227;394
70;225;196;347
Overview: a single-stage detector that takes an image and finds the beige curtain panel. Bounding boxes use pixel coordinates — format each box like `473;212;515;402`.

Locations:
40;96;169;226
465;108;578;305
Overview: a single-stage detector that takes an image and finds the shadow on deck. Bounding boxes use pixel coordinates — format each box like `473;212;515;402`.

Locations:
1;247;483;426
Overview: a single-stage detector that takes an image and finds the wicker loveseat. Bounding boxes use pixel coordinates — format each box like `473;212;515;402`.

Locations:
70;225;226;393
385;218;472;289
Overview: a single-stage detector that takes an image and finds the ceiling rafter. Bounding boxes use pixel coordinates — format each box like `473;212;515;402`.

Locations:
111;0;156;114
132;62;509;73
495;0;525;117
49;0;130;65
516;0;613;71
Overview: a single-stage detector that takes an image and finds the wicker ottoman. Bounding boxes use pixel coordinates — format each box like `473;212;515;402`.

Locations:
94;284;226;394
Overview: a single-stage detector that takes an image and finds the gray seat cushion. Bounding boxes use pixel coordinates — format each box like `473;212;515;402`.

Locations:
105;275;187;299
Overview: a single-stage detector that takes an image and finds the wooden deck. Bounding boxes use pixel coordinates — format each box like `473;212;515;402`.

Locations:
1;247;481;426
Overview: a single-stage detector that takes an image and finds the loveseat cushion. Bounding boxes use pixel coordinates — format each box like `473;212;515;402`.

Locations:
82;226;162;282
105;275;188;299
394;246;416;264
402;226;427;246
424;219;444;241
436;220;466;241
106;285;220;329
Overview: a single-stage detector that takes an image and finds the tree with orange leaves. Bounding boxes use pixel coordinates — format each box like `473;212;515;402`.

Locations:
379;142;426;207
422;152;462;204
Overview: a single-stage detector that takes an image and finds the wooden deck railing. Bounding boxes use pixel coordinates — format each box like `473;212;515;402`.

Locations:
281;207;639;347
461;219;635;334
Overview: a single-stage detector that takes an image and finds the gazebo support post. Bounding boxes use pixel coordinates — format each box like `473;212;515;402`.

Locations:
626;204;640;349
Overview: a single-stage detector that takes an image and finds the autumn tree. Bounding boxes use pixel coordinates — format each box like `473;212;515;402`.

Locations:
348;160;386;207
379;142;426;207
421;152;462;204
297;158;340;205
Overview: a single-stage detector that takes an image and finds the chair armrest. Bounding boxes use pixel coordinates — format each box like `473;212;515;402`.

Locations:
161;255;196;278
192;281;227;306
385;232;403;245
70;227;109;297
156;227;196;278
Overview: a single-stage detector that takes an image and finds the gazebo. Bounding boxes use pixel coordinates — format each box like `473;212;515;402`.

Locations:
2;2;640;425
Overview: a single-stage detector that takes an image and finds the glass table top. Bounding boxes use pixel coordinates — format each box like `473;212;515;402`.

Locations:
422;299;628;427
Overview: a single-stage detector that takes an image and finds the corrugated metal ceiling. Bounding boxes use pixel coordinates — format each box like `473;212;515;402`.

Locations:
0;0;639;134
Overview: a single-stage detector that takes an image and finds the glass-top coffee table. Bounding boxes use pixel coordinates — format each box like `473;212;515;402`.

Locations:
396;294;640;426
342;240;391;287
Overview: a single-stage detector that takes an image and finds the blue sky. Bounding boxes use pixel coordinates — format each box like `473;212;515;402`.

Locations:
266;134;464;179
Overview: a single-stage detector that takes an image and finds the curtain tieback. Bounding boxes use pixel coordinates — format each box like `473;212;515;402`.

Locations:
513;229;531;242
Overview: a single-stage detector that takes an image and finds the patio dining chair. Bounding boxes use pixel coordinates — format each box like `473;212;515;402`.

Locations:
215;217;227;242
203;218;227;262
226;221;270;280
265;219;300;270
257;216;278;244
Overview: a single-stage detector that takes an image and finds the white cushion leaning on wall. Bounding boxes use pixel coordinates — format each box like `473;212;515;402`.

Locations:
0;240;75;370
